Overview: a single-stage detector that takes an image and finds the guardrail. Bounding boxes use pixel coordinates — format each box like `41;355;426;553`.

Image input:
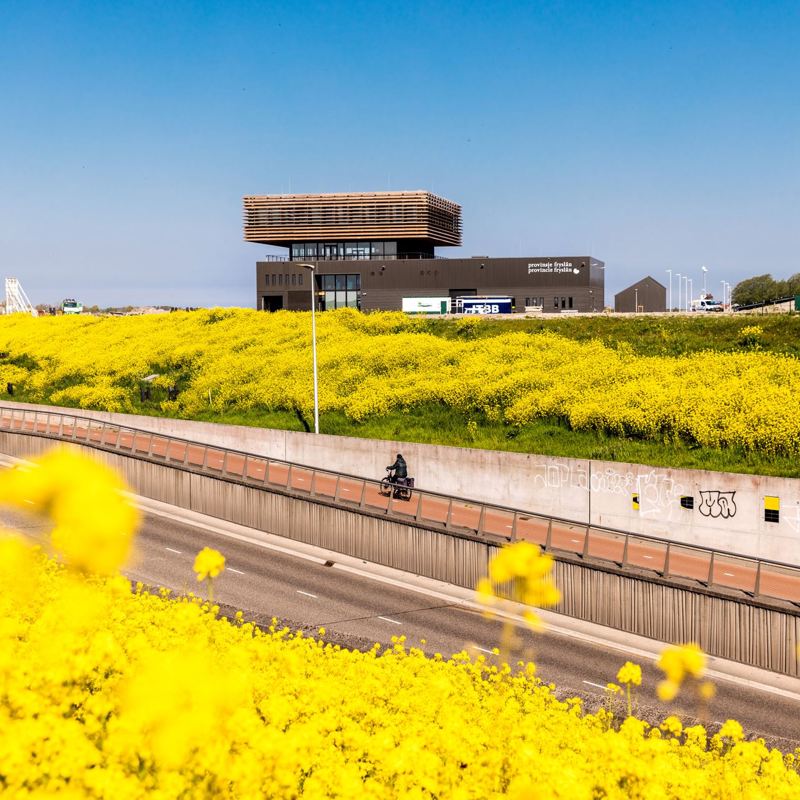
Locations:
2;405;800;607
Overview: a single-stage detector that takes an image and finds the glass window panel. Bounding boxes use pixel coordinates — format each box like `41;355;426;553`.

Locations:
355;243;369;259
291;244;302;259
371;241;384;256
335;290;346;307
298;272;303;286
278;274;283;286
346;275;358;291
335;275;346;290
323;275;335;290
345;242;357;258
384;241;397;257
355;274;361;290
346;291;358;308
291;274;296;285
271;274;276;286
305;243;317;258
325;291;335;309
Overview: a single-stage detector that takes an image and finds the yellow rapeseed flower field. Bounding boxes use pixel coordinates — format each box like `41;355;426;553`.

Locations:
1;449;800;797
1;308;799;455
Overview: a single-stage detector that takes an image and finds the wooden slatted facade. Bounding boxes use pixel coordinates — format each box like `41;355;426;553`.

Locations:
243;190;462;247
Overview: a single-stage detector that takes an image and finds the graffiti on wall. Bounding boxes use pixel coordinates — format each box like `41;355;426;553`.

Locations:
698;490;737;519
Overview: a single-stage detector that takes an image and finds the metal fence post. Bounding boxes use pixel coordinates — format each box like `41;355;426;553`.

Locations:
477;505;486;537
581;526;590;558
753;560;762;597
510;511;518;541
663;543;671;578
619;535;629;568
545;519;553;551
707;551;716;586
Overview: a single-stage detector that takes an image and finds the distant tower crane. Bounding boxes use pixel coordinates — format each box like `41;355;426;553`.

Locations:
4;277;38;316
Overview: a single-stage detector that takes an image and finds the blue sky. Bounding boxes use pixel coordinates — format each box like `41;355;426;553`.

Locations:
1;0;798;307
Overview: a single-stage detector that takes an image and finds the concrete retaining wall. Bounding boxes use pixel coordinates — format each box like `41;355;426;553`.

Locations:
2;429;798;677
3;401;800;564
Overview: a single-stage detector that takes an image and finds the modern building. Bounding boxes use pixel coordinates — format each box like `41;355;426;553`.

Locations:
244;190;605;313
614;277;666;313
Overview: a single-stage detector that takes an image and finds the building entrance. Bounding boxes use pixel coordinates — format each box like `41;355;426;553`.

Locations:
262;295;283;312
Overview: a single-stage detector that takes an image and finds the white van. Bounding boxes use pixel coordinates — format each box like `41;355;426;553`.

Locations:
690;298;723;312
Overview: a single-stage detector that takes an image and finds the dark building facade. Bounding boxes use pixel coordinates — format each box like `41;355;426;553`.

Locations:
614;277;666;313
245;191;605;313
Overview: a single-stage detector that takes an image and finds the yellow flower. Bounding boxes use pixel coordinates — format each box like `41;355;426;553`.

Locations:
718;719;744;742
193;547;225;581
616;661;642;687
0;448;139;575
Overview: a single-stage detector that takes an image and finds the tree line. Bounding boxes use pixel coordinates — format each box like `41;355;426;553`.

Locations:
731;273;800;306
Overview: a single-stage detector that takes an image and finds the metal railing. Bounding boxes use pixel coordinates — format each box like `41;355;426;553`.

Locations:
1;404;799;608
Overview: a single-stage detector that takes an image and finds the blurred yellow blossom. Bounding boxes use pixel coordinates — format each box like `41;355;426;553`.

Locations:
193;546;225;581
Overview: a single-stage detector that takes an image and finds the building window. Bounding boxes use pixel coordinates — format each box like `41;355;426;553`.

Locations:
291;274;296;286
561;297;566;309
298;272;303;286
271;274;276;286
317;274;361;310
554;297;559;308
285;274;289;286
291;244;304;260
568;297;573;309
278;274;283;286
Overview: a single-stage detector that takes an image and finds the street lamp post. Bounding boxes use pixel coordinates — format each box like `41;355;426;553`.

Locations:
675;273;682;312
701;265;708;296
666;269;672;311
298;263;319;434
688;278;693;310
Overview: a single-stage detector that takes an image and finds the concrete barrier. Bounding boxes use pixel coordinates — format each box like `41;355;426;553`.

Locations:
2;401;799;563
1;428;798;677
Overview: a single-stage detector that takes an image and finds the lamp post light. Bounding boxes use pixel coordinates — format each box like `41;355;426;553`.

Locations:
676;273;682;312
701;265;708;295
666;269;672;312
688;278;693;310
298;263;319;434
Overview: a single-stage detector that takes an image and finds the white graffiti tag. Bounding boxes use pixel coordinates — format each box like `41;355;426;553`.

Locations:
698;490;737;519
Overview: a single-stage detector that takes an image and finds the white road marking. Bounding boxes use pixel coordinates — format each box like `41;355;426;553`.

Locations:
643;555;653;559
472;646;494;654
378;616;402;625
228;568;245;575
723;571;735;577
296;590;318;599
583;680;608;690
165;547;181;554
571;538;581;543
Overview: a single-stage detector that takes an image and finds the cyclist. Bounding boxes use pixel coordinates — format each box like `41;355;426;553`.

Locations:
386;453;408;485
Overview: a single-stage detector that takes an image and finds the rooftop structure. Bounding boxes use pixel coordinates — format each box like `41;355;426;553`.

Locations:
243;190;462;260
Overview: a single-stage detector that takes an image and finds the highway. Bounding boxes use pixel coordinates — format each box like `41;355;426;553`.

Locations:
5;496;800;749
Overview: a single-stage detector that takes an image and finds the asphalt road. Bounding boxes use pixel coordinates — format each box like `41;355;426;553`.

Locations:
5;501;800;749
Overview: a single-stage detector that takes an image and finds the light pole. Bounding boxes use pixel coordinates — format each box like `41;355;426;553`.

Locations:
688;278;693;310
666;269;672;311
701;265;708;296
634;288;639;314
298;263;319;434
676;273;682;312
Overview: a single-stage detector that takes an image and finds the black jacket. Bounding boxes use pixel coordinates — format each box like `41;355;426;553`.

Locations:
387;456;408;478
